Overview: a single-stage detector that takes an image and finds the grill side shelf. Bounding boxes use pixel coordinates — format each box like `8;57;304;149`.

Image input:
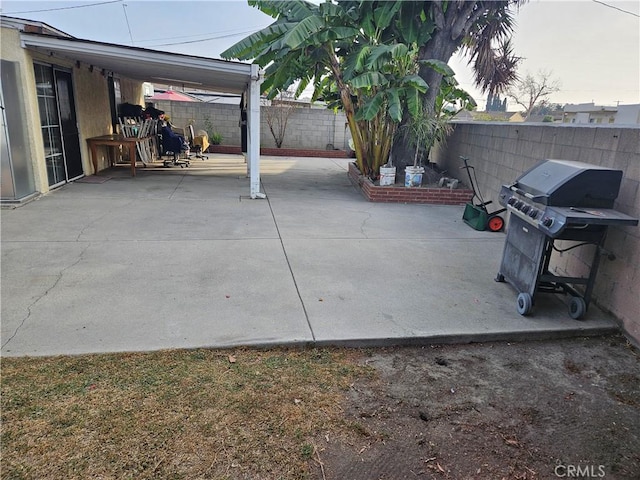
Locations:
547;207;639;227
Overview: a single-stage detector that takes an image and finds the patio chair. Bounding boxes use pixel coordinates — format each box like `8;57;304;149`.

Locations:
188;125;209;160
135;118;157;166
160;124;190;168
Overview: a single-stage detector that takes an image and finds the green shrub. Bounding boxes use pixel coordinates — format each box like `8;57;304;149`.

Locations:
210;132;223;145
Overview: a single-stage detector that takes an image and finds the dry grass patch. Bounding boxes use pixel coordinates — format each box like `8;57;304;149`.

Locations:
1;348;373;479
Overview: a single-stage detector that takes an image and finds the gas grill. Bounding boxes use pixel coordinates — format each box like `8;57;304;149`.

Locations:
495;159;638;319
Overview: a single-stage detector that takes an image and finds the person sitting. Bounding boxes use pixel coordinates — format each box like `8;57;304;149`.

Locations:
158;112;189;155
157;112;190;167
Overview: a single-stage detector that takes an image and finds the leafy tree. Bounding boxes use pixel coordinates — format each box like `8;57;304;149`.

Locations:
223;0;442;177
263;90;297;148
507;70;561;118
389;1;524;168
486;92;507;112
529;100;563;117
222;0;523;176
412;2;523;112
399;72;475;169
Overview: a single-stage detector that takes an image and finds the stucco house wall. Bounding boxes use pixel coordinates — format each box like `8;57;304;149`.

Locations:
1;25;48;194
1;22;146;193
434;122;640;343
120;79;144;108
77;75;144;174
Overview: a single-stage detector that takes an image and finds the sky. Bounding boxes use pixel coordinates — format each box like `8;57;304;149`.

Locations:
2;0;639;111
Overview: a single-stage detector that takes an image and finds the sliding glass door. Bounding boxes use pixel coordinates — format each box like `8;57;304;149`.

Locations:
34;64;83;187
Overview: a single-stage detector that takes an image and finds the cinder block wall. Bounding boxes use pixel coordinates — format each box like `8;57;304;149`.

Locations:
153;101;350;151
434;122;640;342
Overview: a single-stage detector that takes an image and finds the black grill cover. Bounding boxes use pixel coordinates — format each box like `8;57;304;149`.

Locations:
514;159;622;208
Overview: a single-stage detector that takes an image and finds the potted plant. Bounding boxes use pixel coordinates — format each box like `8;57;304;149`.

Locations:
379;153;396;186
403;107;429;187
402;105;454;187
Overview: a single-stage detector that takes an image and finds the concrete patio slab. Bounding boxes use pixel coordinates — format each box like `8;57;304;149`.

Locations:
0;155;619;357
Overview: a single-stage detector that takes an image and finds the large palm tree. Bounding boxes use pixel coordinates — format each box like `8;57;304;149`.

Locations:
388;0;524;168
411;1;523;111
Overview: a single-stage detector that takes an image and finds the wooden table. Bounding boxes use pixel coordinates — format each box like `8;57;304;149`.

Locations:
86;134;152;177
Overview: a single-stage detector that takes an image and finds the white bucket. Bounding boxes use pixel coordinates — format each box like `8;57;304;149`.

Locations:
379;166;396;186
405;166;425;187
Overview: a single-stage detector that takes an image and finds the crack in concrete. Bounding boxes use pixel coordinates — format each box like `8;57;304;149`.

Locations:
1;243;91;351
360;211;372;238
76;200;136;242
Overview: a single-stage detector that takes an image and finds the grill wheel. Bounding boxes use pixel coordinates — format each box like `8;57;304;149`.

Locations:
516;292;533;316
569;297;586;320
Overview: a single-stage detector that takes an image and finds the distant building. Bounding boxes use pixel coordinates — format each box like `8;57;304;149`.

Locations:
456;103;640;125
615;104;640;124
562;103;640;125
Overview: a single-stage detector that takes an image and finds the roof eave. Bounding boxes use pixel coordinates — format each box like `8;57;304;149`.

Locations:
20;32;255;94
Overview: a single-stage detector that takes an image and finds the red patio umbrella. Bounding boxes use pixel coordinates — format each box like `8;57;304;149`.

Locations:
148;90;200;102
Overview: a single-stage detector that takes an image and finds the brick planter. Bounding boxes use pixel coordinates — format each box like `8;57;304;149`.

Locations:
348;162;473;205
208;145;349;158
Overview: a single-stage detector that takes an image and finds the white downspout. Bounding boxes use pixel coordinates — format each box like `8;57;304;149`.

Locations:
248;64;264;199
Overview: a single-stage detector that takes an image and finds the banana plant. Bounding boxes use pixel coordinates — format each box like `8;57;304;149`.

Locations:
222;0;432;178
224;1;523;176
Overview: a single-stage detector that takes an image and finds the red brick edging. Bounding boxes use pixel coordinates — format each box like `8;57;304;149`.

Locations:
348;162;473;205
208;145;349;158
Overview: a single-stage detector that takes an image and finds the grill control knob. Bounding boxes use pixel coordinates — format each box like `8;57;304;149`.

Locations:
521;205;530;214
528;209;538;219
507;197;517;206
542;217;554;227
514;200;523;209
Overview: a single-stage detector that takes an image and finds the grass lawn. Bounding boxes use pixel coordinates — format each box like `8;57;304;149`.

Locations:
1;348;372;480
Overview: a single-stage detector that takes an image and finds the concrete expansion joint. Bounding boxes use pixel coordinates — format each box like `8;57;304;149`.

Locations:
169;175;186;200
261;182;316;342
1;244;90;351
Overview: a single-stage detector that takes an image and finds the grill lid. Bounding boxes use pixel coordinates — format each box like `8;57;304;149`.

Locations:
513;159;622;207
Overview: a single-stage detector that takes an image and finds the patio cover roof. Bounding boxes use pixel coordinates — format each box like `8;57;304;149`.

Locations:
19;32;254;94
19;32;265;198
